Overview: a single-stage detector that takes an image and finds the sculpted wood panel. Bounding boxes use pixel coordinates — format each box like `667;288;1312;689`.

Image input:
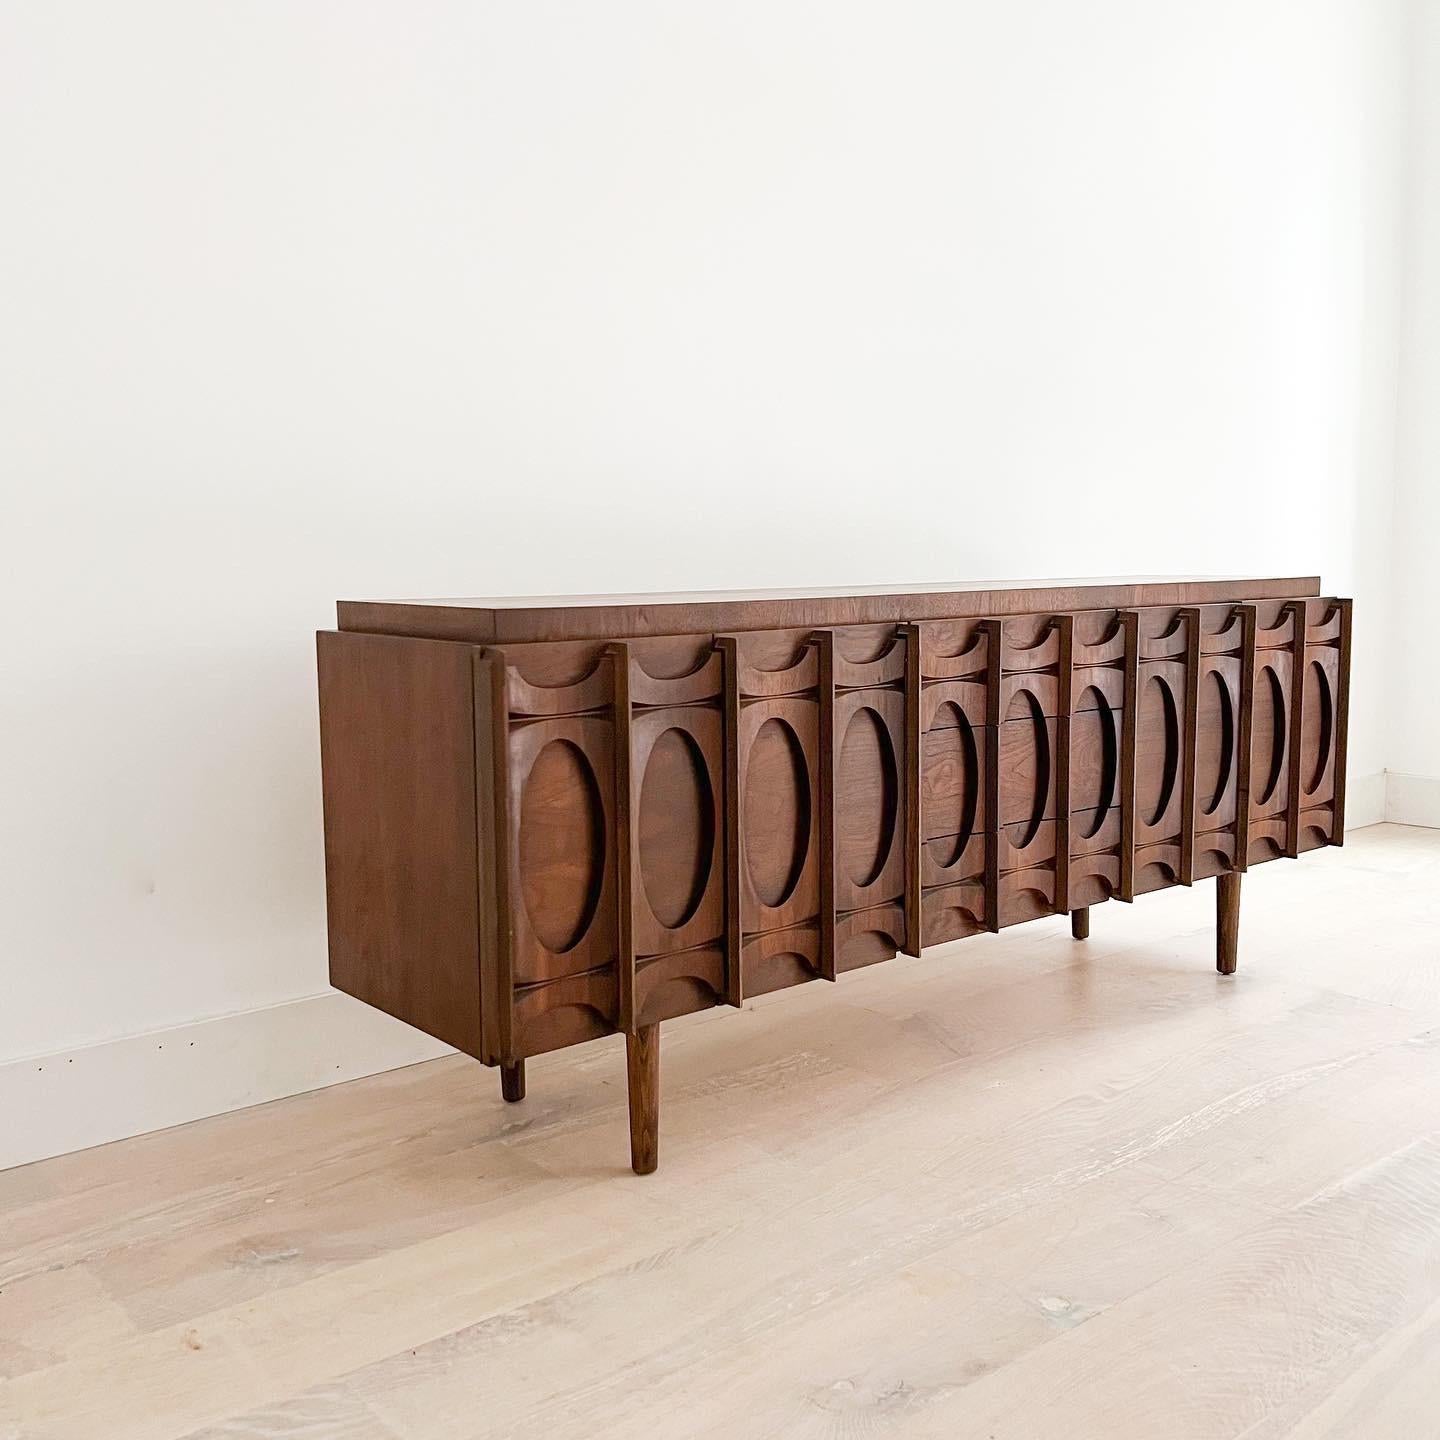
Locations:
319;579;1351;1173
636;726;714;931
622;658;727;1031
1196;661;1239;827
1070;698;1119;822
837;705;898;889
744;715;813;909
833;630;911;973
517;737;606;961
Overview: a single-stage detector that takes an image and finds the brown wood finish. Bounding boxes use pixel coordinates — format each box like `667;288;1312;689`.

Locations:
1071;908;1090;940
317;578;1349;1174
316;632;483;1058
500;1061;525;1103
337;576;1320;645
1217;871;1242;974
626;1024;660;1175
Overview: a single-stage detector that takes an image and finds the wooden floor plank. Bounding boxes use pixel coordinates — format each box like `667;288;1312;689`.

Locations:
1;824;1435;1440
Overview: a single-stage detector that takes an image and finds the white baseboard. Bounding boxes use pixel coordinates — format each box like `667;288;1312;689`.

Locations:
1345;770;1387;831
1386;771;1440;829
0;992;453;1172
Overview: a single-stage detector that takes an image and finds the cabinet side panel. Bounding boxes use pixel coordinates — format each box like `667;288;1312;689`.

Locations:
317;630;482;1058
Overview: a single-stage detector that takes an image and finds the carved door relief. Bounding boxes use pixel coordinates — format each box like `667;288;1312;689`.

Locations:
1126;606;1200;896
477;647;621;1063
470;595;1351;1064
717;630;826;1001
1296;599;1351;851
1066;609;1127;909
612;644;728;1032
993;615;1068;927
916;617;994;946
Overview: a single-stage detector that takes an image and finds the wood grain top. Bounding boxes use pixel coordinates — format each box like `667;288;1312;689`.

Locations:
337;575;1320;645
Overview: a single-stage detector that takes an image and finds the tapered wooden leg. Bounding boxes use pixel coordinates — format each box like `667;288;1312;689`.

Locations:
500;1060;525;1103
1070;907;1089;940
1217;872;1241;975
626;1024;660;1175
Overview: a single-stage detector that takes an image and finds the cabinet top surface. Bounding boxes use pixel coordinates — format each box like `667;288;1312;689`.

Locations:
337;574;1321;645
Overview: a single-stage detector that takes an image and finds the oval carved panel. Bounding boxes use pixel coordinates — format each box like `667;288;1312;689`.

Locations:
745;718;811;908
1198;669;1235;817
926;702;979;868
1072;687;1117;838
1302;659;1333;795
1005;689;1049;849
838;706;898;888
519;739;605;954
1140;674;1180;827
638;727;715;930
1256;665;1287;807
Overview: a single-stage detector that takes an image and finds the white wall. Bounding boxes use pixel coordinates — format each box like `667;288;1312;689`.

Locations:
0;0;1417;1163
1390;0;1440;826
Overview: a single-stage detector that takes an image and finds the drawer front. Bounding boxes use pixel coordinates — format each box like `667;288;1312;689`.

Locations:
472;599;1350;1061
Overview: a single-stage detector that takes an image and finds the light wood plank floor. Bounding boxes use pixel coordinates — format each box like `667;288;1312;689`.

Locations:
3;824;1439;1440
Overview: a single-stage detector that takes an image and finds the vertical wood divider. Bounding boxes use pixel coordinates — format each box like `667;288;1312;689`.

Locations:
1234;604;1257;872
1332;599;1353;843
475;648;514;1065
1118;610;1140;902
901;622;923;956
1283;600;1306;859
608;642;636;1031
813;629;838;982
1053;614;1075;916
981;619;1003;933
1179;607;1201;885
716;635;743;1007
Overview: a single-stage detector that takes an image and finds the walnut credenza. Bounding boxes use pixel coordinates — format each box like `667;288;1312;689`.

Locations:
318;577;1351;1174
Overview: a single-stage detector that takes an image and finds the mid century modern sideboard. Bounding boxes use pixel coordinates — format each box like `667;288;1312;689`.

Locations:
317;577;1351;1174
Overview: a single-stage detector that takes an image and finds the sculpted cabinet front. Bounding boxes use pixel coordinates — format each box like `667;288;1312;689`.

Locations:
319;578;1350;1174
